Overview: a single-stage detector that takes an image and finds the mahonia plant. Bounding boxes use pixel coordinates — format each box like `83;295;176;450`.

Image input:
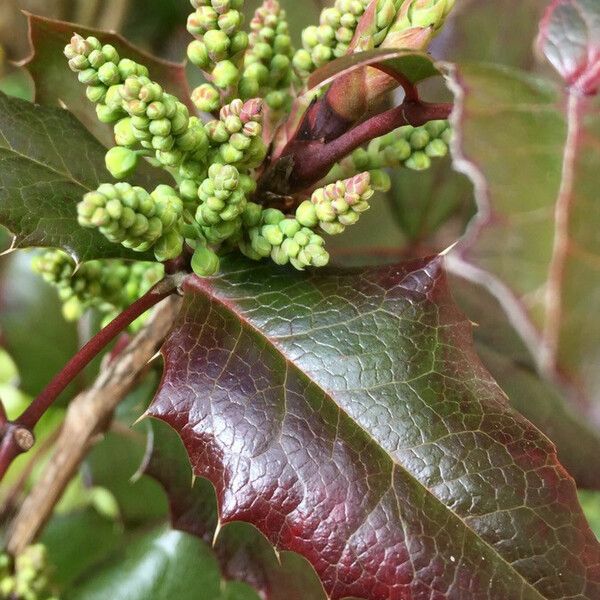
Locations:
31;0;455;322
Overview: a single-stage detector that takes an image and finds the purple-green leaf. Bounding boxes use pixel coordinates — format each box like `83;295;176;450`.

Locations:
149;256;600;600
21;13;192;148
0;92;154;262
448;0;600;429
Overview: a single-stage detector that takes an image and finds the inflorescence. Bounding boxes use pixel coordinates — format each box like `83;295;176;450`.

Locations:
34;0;456;320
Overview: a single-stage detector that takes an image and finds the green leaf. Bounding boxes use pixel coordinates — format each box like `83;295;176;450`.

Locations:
450;274;600;490
434;0;548;70
64;528;225;600
22;13;193;148
0;91;154;262
40;508;123;587
389;157;475;245
447;1;600;426
149;256;600;600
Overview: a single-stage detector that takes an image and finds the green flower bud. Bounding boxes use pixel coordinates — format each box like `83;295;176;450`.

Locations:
213;60;239;88
192;84;221;112
262;223;284;246
409;127;430;150
114;117;137;147
296;200;319;227
86;84;107;103
96;104;123;123
192;245;220;276
105;146;138;179
425;138;448;158
405;150;431;170
204;29;231;60
98;62;121;86
154;229;184;261
187;40;210;68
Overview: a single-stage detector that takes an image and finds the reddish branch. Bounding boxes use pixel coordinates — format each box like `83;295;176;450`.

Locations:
0;276;181;481
262;100;452;196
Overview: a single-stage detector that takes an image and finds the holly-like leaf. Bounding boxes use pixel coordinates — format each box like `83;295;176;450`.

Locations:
448;0;600;428
450;274;600;490
142;418;328;600
21;13;192;148
149;256;600;600
0;91;154;262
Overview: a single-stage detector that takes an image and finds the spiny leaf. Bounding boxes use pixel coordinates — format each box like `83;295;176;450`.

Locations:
448;0;600;429
450;274;600;491
0;92;154;262
21;12;192;148
142;418;328;600
149;256;600;600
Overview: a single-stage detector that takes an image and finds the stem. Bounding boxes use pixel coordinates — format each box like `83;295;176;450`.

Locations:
274;100;452;195
0;276;180;481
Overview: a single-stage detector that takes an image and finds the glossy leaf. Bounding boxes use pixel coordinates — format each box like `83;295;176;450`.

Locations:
22;13;192;147
142;418;328;600
64;528;233;600
0;92;154;262
450;274;600;490
40;508;123;587
448;0;600;427
149;256;600;600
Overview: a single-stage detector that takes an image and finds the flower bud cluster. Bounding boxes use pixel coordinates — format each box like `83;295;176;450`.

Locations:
293;0;369;76
32;250;163;322
114;76;209;171
293;0;402;77
240;207;330;270
77;183;184;261
392;0;455;34
205;98;266;168
330;120;451;182
64;34;149;123
196;163;255;237
296;172;374;235
187;0;249;112
0;545;58;600
239;0;295;110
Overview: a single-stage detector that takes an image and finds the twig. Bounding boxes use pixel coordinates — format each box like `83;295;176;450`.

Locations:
5;296;182;556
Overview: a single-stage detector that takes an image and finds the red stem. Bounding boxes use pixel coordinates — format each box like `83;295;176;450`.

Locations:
0;277;179;481
283;100;452;194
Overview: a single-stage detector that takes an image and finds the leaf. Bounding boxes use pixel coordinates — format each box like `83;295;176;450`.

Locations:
40;508;123;587
538;0;600;94
22;13;193;148
64;528;230;600
307;48;441;92
447;0;600;427
0;91;155;262
450;274;600;490
142;418;328;600
149;256;600;600
432;0;548;70
389;157;475;246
